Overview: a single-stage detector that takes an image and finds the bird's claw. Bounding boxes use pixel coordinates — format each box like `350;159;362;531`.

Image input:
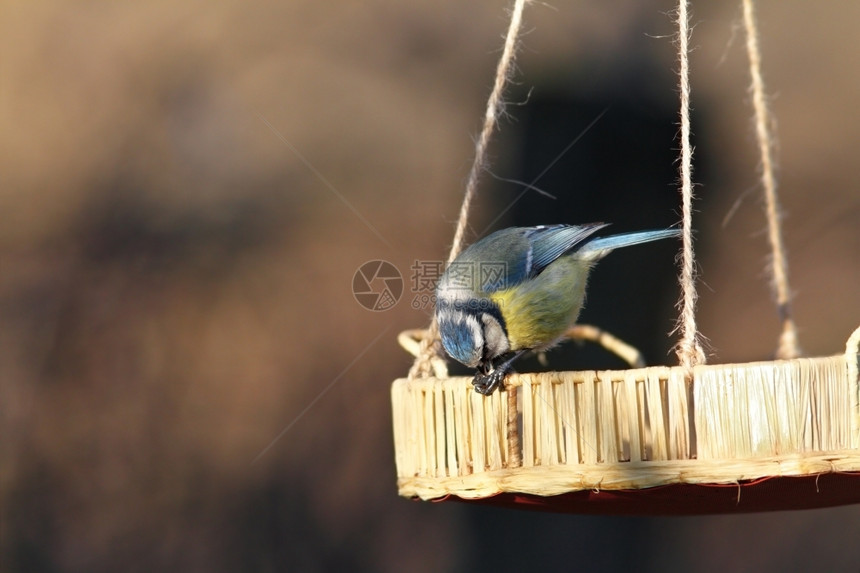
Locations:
472;369;506;395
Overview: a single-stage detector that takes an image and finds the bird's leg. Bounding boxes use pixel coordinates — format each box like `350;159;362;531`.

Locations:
472;350;527;395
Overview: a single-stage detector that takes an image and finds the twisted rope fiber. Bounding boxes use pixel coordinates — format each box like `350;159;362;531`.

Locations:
674;0;706;369
409;0;530;379
742;0;801;359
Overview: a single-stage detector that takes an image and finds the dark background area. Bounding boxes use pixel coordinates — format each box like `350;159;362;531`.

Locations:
3;1;860;572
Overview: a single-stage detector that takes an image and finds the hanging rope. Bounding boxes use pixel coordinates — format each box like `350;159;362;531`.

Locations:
674;0;706;370
448;0;529;266
741;0;801;359
409;0;530;379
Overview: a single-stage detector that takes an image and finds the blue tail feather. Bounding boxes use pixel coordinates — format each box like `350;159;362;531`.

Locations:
579;228;680;259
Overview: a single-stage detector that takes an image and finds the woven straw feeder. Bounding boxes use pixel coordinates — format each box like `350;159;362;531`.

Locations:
392;326;860;514
390;0;860;515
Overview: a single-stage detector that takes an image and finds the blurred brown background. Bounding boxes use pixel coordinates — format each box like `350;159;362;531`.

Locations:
2;1;859;571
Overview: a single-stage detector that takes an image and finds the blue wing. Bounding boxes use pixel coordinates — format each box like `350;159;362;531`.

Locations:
526;224;608;275
478;224;607;293
465;223;675;295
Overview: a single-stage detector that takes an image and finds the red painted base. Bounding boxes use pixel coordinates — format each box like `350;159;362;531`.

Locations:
433;473;860;515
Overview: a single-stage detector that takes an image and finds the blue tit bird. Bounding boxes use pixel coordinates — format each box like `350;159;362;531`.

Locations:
435;223;679;394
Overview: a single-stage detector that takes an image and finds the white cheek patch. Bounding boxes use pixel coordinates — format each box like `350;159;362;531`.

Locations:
465;315;484;364
481;313;510;361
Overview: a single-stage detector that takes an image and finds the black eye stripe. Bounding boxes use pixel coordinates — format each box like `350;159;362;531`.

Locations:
454;299;507;338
